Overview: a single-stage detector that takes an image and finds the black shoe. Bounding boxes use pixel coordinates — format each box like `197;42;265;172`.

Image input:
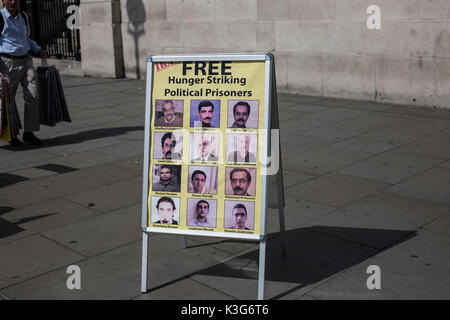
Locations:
23;132;43;146
9;138;23;147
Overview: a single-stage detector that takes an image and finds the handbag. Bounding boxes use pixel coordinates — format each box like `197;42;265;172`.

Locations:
37;59;71;126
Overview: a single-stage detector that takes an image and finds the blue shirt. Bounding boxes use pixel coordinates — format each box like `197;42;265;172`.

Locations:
0;8;40;56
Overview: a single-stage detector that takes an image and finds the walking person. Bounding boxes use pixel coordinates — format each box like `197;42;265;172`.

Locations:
0;0;47;146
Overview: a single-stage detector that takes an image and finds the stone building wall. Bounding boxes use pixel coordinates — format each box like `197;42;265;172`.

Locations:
80;0;450;107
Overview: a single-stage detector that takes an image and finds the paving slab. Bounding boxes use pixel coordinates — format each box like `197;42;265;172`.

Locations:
46;150;120;170
276;108;314;122
191;228;378;300
277;93;322;104
338;152;442;184
280;134;334;159
96;140;144;159
0;162;140;207
63;176;142;213
334;100;396;112
0;235;84;289
385;167;450;206
0;198;98;245
265;196;337;234
439;160;450;169
282;170;315;188
329;137;403;154
44;135;127;156
302;193;449;248
299;108;372;124
326;113;411;134
392;135;450;160
283;103;333;114
422;212;450;236
135;278;236;300
286;173;389;208
42;204;142;257
283;145;373;176
306;230;450;299
281;117;329;133
360;117;450;144
184;236;258;256
1;241;142;299
384;104;442;117
8;167;57;180
0;148;60;171
301;126;361;144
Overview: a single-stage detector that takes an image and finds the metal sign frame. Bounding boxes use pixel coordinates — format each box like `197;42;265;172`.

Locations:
140;53;284;300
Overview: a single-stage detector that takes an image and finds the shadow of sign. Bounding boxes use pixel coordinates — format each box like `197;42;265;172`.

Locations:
126;0;146;79
187;226;416;299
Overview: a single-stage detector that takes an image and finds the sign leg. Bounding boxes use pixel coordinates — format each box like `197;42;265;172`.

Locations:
141;232;149;293
258;239;266;300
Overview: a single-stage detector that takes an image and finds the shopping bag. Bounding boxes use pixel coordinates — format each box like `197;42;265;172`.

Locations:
0;75;22;141
37;59;71;127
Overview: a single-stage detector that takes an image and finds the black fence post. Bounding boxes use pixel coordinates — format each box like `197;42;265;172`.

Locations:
22;0;81;61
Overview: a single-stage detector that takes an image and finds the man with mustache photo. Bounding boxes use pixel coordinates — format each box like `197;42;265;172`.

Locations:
160;132;181;160
155;100;183;127
228;168;253;196
231;101;251;128
197;100;215;128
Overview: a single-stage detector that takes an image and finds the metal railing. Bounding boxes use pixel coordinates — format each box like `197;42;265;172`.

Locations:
21;0;81;61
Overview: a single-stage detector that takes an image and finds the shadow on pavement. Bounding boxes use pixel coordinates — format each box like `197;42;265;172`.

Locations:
188;226;416;299
0;207;57;238
0;126;144;151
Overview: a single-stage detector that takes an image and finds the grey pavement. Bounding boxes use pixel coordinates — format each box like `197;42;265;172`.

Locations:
0;75;449;300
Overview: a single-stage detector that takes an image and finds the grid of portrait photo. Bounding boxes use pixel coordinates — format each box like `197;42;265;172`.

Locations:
148;98;262;234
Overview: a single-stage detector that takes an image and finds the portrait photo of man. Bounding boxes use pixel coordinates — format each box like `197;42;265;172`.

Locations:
225;167;256;196
190;100;220;128
154;100;184;127
224;201;255;230
152;165;181;192
227;134;257;163
151;196;180;225
227;100;259;129
154;132;182;160
191;133;219;162
188;166;217;194
187;199;217;228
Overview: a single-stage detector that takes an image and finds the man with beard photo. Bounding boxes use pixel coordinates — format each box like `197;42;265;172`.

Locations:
152;165;181;192
227;168;254;196
191;100;220;128
231;101;250;128
155;100;183;127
